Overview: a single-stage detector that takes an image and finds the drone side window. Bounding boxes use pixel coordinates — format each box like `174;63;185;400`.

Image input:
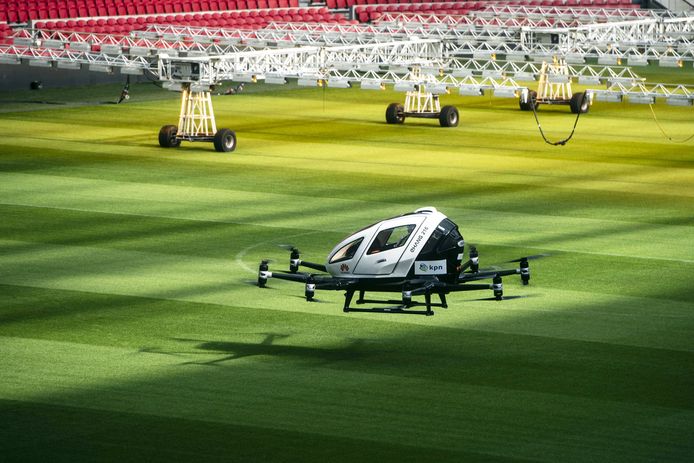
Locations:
330;238;363;264
367;224;416;255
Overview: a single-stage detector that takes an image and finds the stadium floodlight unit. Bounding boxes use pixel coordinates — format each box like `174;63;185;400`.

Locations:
493;87;520;98
331;61;355;71
565;54;585;64
548;74;570;84
29;59;53;68
421;66;443;76
388;65;409;73
121;66;144;75
666;96;693;106
473;51;496;60
358;63;382;72
69;42;91;53
0;55;20;65
327;78;351;88
43;39;64;49
428;84;449;95
264;74;287;85
452;69;475;78
89;64;113;73
163;82;183;91
57;61;81;70
514;71;536;81
190;83;210;92
597;55;621;65
482;70;504;79
578;76;601;86
627;94;656;105
361;80;385;90
394;82;417;92
233;73;258;83
246;39;267;47
505;52;527;62
130;47;151;57
627;56;649;66
156;48;178;57
298;77;322;87
530;54;553;63
593;91;623;102
659;57;683;68
101;45;122;55
459;85;484;96
13;38;33;47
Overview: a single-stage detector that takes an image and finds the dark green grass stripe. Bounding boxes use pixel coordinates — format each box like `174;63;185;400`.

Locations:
1;284;693;410
0;399;529;463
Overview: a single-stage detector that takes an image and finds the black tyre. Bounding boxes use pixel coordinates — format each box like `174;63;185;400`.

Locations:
439;105;459;127
158;125;180;148
570;92;590;114
213;128;236;152
385;103;405;124
519;90;538;111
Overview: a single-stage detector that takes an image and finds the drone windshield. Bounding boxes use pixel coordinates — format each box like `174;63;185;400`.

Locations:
367;224;416;255
329;238;363;264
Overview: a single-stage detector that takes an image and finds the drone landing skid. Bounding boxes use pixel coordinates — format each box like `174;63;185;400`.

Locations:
343;289;445;316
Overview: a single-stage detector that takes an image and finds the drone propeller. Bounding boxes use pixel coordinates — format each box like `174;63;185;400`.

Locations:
277;244;300;253
505;254;550;263
470;294;537;302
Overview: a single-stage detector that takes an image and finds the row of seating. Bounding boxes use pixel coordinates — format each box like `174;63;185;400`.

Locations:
328;0;638;10
353;0;639;22
1;0;300;23
32;8;353;34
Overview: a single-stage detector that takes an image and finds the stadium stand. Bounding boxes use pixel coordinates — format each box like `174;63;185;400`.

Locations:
351;0;640;23
31;8;350;33
0;0;301;23
1;0;642;31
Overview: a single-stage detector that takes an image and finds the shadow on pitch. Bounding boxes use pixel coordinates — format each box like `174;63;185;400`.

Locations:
140;333;368;366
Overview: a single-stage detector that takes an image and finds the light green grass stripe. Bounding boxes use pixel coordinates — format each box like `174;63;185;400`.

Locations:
2;171;692;261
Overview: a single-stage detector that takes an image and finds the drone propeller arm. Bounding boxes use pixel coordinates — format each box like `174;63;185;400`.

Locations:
260;270;312;283
284;247;327;274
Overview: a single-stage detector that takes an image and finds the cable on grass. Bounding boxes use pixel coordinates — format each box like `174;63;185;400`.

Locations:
529;91;587;146
648;103;694;143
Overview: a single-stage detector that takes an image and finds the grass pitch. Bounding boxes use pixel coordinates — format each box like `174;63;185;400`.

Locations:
0;72;693;462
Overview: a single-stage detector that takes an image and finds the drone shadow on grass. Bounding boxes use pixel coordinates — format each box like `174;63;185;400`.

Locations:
140;333;368;366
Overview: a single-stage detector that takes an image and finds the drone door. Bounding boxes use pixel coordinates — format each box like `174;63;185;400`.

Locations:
354;218;424;275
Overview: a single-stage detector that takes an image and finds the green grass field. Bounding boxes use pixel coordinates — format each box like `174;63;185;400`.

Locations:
1;71;693;462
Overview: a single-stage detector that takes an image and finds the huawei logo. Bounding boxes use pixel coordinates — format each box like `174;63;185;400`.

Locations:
340;263;349;272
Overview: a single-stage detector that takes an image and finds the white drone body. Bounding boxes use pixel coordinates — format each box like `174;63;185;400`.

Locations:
325;207;464;281
259;207;535;316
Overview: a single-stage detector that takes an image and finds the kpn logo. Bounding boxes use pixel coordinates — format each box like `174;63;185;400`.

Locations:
414;260;447;275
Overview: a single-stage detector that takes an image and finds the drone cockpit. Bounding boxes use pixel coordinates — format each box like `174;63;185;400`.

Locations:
325;207;464;281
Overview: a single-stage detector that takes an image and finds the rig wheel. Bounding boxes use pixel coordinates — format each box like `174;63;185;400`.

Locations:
439;105;459;127
570;92;590;114
213;128;236;152
519;90;538;111
158;125;181;148
385;103;405;124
